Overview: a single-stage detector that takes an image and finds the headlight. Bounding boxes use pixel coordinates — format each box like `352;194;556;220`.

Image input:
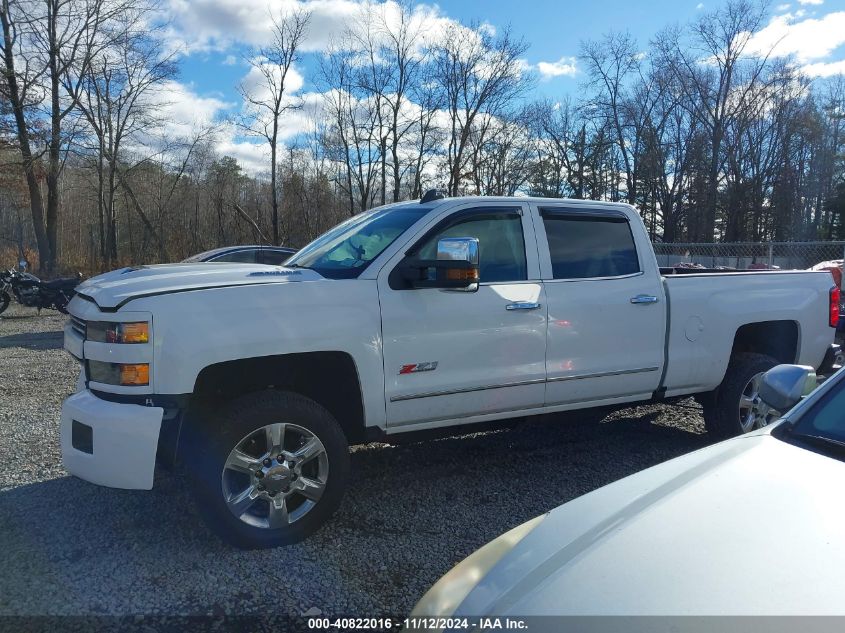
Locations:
411;513;546;622
88;361;150;386
87;321;149;344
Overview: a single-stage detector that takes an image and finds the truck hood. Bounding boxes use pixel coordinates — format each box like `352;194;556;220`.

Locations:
75;263;323;309
446;434;845;616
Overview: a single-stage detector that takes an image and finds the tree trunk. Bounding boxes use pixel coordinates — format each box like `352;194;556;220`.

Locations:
271;120;280;245
1;3;52;270
45;0;60;272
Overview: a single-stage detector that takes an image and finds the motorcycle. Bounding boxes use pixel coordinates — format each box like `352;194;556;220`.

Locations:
0;269;82;314
0;272;10;314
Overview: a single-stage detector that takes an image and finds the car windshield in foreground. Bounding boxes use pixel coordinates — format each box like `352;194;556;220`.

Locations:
285;204;433;279
778;371;845;459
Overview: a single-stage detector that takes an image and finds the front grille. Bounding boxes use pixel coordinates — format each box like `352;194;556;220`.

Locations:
69;315;86;339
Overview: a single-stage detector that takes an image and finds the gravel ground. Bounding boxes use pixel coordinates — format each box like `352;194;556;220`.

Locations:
0;302;714;619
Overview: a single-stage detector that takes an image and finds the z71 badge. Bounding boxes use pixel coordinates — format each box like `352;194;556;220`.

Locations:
399;361;438;375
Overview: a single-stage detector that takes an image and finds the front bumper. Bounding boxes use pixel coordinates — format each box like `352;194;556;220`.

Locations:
61;389;164;489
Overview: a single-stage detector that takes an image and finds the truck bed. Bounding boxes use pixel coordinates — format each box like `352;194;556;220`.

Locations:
660;269;835;399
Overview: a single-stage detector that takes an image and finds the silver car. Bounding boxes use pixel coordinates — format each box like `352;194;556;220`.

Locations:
182;245;296;265
413;364;845;620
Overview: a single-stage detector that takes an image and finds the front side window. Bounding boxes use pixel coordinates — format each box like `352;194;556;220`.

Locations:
541;210;639;280
287;204;433;279
414;210;527;283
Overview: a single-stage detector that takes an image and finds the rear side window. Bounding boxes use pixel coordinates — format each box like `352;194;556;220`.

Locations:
541;210;639;280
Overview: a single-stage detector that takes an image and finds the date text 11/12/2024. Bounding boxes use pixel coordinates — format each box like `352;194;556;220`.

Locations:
306;617;529;630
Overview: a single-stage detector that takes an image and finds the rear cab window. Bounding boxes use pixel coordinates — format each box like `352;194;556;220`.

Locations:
539;208;640;279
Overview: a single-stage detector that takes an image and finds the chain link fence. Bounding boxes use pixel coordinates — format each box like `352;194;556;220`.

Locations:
652;242;845;271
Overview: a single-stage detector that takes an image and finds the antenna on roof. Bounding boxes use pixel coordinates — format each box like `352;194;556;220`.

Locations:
421;189;448;204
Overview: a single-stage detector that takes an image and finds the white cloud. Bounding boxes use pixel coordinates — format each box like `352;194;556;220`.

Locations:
223;54;238;65
478;21;497;36
536;56;578;80
802;59;845;77
797;0;823;5
215;137;269;175
776;3;791;11
164;0;361;54
164;0;462;57
155;81;234;137
696;2;704;9
239;60;305;101
747;11;845;62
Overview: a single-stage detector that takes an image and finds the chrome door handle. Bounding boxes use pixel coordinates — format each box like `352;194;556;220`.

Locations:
630;294;659;304
506;302;542;311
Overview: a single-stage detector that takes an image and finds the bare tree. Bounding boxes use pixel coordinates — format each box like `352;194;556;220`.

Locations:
581;31;668;205
432;22;530;196
1;0;51;269
655;0;773;240
75;7;177;266
320;45;382;215
238;8;310;245
1;0;131;270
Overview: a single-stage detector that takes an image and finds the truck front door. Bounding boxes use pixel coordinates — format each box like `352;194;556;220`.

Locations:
378;203;547;429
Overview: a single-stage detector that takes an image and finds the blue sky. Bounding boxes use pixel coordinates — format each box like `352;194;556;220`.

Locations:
159;0;845;173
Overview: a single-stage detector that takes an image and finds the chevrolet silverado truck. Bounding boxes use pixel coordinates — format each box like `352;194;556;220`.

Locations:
60;195;840;548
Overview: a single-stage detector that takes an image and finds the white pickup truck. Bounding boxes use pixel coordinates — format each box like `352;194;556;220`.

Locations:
60;195;839;548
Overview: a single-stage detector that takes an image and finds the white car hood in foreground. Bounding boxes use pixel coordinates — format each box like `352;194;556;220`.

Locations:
75;263;323;309
452;433;845;616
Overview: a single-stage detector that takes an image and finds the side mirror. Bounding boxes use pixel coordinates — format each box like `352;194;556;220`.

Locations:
400;237;480;291
759;364;817;412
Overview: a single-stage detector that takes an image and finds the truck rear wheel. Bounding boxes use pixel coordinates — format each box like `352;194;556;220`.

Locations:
190;390;350;548
702;352;780;439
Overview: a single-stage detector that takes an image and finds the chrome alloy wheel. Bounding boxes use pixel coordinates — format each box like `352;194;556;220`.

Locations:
738;372;780;433
221;423;329;529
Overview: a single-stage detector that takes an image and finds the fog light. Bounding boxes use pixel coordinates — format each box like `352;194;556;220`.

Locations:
88;361;149;386
119;364;149;386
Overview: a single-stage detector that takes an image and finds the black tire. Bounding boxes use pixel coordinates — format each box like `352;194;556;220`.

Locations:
189;390;350;548
702;352;778;439
0;292;9;315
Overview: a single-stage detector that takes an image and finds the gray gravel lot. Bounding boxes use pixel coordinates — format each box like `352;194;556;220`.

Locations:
0;302;714;618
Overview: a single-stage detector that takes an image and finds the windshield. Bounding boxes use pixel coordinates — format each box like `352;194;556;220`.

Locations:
286;203;433;279
777;370;845;456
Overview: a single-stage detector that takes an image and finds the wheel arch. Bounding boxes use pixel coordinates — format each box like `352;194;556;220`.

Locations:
184;351;367;450
730;320;799;365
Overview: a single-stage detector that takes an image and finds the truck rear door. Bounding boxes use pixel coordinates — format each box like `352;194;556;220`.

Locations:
532;203;666;408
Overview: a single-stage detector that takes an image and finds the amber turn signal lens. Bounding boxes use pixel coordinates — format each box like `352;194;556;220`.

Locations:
121;322;149;344
120;363;149;386
445;267;480;282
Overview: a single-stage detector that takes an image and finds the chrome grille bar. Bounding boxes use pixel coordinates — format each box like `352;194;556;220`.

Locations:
69;316;86;339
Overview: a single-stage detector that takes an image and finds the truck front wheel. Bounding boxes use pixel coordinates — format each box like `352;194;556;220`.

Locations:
190;390;350;548
702;352;780;439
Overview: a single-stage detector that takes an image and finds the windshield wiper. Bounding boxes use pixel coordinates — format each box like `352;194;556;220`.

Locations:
787;431;845;456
